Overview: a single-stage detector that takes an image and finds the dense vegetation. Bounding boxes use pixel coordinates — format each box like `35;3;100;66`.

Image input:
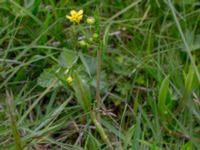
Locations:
0;0;200;149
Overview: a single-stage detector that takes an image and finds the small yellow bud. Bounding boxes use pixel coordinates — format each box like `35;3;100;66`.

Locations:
92;33;99;39
67;76;73;85
89;37;93;42
79;40;87;47
86;17;95;25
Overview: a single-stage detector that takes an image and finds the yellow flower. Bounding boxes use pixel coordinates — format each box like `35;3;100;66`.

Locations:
67;76;73;85
87;17;95;25
66;10;83;23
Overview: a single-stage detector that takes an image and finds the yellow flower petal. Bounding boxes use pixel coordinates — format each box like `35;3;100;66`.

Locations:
66;15;71;19
70;10;76;15
78;9;83;15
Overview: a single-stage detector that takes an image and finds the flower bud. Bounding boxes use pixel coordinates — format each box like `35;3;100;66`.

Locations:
87;17;95;25
67;76;73;85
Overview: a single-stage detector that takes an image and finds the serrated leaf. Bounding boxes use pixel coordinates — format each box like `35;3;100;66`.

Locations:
181;31;200;52
80;53;91;77
37;67;59;88
80;54;97;77
59;51;77;68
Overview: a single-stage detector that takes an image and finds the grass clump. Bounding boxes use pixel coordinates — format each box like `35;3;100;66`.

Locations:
0;0;200;150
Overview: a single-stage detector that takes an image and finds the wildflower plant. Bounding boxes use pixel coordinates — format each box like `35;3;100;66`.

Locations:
37;8;113;150
66;9;113;149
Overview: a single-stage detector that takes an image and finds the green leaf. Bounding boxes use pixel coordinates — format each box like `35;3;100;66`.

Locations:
158;75;170;116
101;119;125;140
181;141;192;150
184;64;195;94
181;64;197;108
79;53;92;77
72;73;92;112
174;0;195;5
59;51;77;68
37;67;59;88
32;0;41;15
85;132;99;150
181;30;200;52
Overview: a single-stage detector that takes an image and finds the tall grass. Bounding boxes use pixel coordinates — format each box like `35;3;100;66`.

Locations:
0;0;200;149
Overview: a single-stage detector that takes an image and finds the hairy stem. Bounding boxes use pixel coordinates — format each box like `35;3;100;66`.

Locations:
96;49;101;121
90;111;114;150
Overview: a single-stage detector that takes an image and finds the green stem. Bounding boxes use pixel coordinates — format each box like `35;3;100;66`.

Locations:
90;111;114;150
96;49;101;121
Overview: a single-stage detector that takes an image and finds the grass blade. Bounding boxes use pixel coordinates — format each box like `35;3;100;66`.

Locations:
6;90;23;150
167;0;200;83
